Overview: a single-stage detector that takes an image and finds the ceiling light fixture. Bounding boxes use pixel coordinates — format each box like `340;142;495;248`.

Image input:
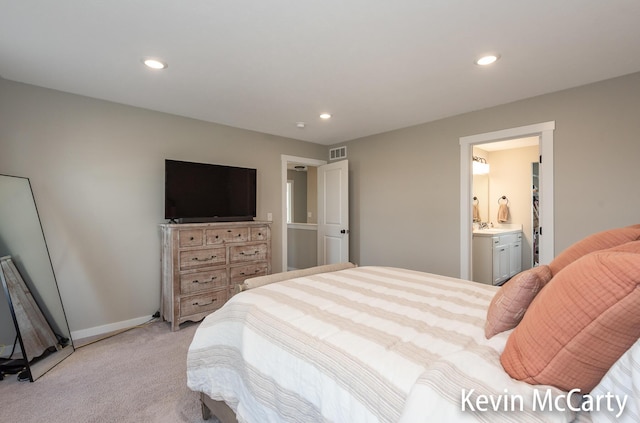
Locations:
475;54;500;66
319;113;332;120
143;58;168;70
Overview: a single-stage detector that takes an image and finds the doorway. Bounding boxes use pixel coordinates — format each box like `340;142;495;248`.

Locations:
459;122;555;280
473;138;539;271
281;155;327;272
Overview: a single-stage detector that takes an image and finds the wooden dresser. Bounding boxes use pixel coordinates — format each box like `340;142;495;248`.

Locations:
160;221;271;331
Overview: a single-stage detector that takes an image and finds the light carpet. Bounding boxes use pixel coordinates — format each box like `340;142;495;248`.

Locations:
0;320;212;423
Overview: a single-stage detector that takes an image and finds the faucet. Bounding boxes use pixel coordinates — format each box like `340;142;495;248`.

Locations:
478;222;489;229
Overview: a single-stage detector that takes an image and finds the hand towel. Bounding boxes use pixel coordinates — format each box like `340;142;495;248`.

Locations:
473;204;481;222
498;203;509;223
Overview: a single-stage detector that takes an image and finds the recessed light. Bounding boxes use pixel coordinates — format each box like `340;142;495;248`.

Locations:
319;113;332;120
296;122;306;128
475;54;500;66
143;58;168;70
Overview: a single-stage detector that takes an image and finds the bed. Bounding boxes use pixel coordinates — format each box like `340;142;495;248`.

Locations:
187;225;640;423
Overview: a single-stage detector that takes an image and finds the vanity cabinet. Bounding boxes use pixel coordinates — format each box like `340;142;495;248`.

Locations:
473;230;522;285
160;221;271;331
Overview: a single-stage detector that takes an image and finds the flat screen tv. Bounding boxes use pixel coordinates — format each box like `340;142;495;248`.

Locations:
164;159;256;223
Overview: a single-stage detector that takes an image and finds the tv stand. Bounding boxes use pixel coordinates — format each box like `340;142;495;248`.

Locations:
159;221;271;331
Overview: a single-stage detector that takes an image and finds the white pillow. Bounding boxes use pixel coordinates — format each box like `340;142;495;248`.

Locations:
590;338;640;423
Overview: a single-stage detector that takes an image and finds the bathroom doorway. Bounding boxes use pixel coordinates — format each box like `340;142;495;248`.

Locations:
281;155;326;272
472;138;539;271
459;121;555;280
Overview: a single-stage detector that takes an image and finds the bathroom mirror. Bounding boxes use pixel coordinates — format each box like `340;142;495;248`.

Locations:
0;174;73;381
472;173;489;225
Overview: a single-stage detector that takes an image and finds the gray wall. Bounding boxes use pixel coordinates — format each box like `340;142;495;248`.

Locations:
342;71;640;277
0;78;326;336
2;71;640;336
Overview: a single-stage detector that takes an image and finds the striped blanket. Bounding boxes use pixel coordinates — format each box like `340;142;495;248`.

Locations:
187;266;577;423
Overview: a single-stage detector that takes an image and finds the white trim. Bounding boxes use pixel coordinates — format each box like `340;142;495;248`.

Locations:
459;121;555;280
281;155;327;272
460;122;555;144
71;314;154;341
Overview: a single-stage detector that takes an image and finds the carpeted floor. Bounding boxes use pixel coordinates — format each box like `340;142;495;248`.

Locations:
0;320;211;423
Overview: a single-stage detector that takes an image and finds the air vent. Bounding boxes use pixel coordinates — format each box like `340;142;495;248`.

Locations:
329;146;347;161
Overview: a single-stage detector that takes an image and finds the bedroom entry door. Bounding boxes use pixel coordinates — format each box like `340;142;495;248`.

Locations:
317;160;349;265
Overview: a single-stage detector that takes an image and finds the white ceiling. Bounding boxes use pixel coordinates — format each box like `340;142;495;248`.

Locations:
2;1;640;146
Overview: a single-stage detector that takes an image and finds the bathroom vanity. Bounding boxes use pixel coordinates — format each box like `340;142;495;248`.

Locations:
472;228;522;285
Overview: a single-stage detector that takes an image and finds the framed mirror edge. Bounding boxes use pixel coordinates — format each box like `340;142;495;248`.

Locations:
0;173;74;381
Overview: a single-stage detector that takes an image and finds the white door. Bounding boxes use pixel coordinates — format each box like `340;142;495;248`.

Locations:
317;160;349;265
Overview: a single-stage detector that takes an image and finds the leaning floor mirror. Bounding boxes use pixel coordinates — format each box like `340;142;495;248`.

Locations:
0;174;73;381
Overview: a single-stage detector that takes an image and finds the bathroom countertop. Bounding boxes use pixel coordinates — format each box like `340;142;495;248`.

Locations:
472;227;522;236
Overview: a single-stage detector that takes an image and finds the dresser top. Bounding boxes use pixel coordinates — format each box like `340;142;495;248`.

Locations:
160;220;271;229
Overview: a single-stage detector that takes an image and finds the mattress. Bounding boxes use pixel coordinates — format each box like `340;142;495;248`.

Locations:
187;266;577;422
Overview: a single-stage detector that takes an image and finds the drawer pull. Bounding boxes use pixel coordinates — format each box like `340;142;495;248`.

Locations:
239;269;261;276
190;236;194;241
192;276;217;284
227;230;232;233
193;299;217;307
192;255;217;261
241;250;259;256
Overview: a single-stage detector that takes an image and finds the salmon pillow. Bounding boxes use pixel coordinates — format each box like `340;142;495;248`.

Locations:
501;241;640;392
485;265;552;339
549;224;640;276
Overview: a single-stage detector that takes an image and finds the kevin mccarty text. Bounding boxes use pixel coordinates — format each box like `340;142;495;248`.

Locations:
461;388;628;418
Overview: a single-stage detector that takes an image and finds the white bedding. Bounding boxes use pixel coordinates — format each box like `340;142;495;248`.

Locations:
187;266;578;422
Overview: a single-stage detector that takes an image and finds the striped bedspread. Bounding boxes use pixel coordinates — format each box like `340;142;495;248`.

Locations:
187;266;577;423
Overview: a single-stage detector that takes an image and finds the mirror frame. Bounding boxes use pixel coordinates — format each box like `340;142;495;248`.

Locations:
0;174;74;381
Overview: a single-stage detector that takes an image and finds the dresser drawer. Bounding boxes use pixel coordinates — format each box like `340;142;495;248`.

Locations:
229;243;268;263
178;229;204;247
179;247;226;270
205;227;249;245
230;262;269;282
180;290;227;316
250;226;269;241
180;268;227;295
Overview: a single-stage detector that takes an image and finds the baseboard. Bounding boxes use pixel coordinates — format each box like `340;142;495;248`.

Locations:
71;315;155;342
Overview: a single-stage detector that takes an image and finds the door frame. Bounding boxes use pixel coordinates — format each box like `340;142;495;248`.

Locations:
459;121;555;280
281;155;327;272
